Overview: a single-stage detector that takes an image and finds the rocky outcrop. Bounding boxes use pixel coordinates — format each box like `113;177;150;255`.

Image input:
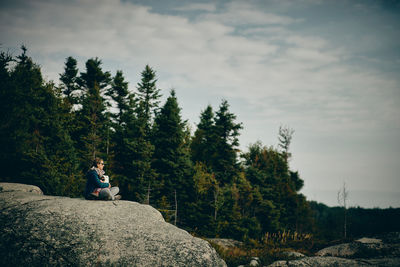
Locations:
268;234;400;267
280;251;305;259
316;238;385;257
0;182;226;267
268;256;400;266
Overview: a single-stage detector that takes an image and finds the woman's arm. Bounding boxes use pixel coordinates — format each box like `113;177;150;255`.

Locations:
88;171;110;188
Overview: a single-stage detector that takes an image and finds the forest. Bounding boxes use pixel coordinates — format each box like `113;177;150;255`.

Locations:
1;47;399;248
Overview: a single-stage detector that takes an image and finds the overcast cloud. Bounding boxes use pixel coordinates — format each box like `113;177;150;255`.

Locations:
1;0;399;208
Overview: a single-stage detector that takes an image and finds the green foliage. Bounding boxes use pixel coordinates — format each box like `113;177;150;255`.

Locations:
190;105;215;166
152;90;195;226
107;69;156;202
136;65;161;134
213;100;243;185
76;58;112;166
0;46;80;196
59;56;79;107
309;201;400;241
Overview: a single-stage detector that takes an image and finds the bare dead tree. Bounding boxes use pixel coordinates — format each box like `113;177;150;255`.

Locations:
337;181;349;238
145;182;151;205
278;125;295;163
174;190;177;226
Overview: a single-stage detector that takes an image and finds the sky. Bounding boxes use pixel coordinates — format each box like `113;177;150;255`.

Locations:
1;0;399;208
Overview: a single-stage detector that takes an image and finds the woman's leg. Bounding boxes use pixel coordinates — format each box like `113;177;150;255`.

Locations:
110;187;119;198
99;188;112;200
99;187;119;200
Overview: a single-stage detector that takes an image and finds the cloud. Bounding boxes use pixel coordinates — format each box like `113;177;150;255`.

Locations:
2;0;398;136
173;3;216;12
201;1;299;26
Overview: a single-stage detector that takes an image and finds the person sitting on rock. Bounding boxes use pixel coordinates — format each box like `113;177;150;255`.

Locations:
84;157;121;201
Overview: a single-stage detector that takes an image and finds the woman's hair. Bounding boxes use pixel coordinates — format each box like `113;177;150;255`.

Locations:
92;157;104;168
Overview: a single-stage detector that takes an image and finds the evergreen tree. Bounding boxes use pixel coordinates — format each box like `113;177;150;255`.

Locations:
191;100;242;185
108;70;130;126
136;65;161;134
190;105;216;167
152;90;194;225
107;70;130;173
242;140;313;233
192;162;221;235
59;56;79;109
106;70;155;202
58;57;80;148
120;65;162;202
0;50;14;180
242;142;286;232
213;99;242;185
75;58;111;167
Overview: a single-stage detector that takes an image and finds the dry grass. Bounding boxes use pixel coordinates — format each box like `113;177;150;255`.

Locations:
209;231;314;267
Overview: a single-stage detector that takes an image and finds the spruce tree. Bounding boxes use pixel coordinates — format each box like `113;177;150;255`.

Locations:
190;105;216;167
106;70;154;201
59;56;79;109
107;70;130;174
0;50;13;180
152;90;194;225
136;65;161;134
242;142;283;232
118;65;161;202
191;162;222;236
213;99;242;185
108;70;130;126
75;58;111;167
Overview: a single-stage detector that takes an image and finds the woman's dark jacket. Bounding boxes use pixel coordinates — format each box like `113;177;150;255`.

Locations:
84;169;110;199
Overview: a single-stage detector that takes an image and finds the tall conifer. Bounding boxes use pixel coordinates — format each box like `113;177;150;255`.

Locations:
136;65;161;134
59;56;79;108
190;105;216;168
213;100;242;185
152;90;194;225
76;58;111;166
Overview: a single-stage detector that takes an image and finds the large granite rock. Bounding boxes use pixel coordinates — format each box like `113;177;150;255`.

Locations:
0;183;226;267
316;238;384;257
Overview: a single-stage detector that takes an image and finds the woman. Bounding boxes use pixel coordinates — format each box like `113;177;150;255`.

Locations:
84;157;121;200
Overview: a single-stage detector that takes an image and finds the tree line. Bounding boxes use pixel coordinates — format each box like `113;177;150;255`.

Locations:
0;46;334;241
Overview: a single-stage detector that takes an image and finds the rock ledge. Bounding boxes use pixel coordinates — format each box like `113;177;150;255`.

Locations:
0;182;226;267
